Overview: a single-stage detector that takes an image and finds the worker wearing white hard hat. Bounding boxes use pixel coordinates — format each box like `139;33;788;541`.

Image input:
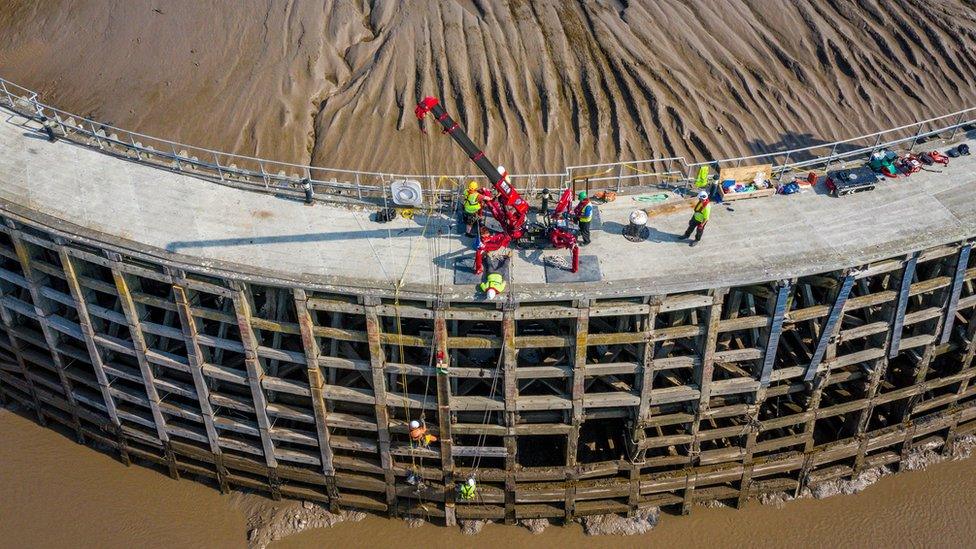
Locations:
682;190;712;247
478;254;509;299
408;419;437;447
459;477;477;500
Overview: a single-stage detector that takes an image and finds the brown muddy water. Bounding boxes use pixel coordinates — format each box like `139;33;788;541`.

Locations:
2;406;975;548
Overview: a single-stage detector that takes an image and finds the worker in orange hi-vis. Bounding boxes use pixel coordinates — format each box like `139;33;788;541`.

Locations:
409;420;438;447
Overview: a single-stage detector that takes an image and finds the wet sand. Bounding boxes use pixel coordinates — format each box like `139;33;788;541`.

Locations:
1;1;975;173
2;405;976;548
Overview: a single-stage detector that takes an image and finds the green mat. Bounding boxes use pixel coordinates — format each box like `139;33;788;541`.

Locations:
632;193;671;204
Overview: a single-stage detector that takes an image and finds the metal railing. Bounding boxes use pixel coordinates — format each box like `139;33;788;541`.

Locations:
2;75;974;207
681;108;976;184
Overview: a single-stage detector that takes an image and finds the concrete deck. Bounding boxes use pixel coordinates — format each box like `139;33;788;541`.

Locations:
1;108;974;301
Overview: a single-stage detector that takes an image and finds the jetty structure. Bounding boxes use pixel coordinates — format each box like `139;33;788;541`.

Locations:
0;76;975;525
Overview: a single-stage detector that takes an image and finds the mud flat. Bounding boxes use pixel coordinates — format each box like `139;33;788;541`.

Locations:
1;1;975;173
3;404;976;547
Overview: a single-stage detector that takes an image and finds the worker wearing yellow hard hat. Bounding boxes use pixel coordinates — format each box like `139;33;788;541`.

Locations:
463;180;484;237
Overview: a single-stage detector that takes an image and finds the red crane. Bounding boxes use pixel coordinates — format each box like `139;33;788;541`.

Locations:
415;96;579;273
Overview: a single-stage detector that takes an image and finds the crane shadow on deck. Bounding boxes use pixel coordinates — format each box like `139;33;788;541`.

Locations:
165;215;449;252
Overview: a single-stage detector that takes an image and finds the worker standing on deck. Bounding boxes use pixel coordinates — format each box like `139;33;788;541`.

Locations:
478;254;509;299
463;181;484;237
573;191;594;245
681;191;711;247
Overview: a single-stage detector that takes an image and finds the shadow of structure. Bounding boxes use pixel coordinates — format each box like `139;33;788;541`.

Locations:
166;213;447;252
600;220;684;244
746;132;865;163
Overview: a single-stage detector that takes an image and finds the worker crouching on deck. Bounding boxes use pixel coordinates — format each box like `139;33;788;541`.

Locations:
409;420;438;447
573;191;594;245
682;191;711;247
478;255;509;299
463;181;484;237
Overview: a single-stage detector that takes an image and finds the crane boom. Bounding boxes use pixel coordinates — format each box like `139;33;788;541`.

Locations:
415;96;529;239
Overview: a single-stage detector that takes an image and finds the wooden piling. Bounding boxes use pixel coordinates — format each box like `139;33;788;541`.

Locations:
0;212;971;522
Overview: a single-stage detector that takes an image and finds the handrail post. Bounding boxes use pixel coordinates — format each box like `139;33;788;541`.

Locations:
130;135;141;159
259;161;269;189
948;112;966;141
89;121;104;149
52;111;67;139
355;173;363;202
780;151;792;182
824;143;839;173
171;144;181;169
872;133;882;153
213;153;225;182
0;80;12;106
909;122;924;152
615;163;623;192
30;96;44;119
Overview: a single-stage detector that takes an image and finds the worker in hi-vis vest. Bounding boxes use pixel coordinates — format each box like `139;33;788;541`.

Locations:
573;191;594;245
459;477;477;500
478;254;509;299
462;181;484;237
682;190;711;246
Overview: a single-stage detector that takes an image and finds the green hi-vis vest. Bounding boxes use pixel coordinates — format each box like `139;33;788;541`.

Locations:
464;190;482;214
693;201;711;223
578;200;593;223
479;272;506;294
695;165;710;188
460;483;476;500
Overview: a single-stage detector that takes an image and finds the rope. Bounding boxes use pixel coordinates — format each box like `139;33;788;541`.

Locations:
472;347;504;474
390;127;443;506
471;250;515;475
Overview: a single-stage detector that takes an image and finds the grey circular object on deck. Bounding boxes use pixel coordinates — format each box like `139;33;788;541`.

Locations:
391;179;424;206
624;209;650;242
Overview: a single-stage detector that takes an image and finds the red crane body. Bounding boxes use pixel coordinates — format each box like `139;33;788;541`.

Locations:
415;96;579;273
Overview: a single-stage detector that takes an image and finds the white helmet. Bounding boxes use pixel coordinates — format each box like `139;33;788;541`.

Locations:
409;420;420;429
486;288;497;299
467;478;476;486
697;191;708;200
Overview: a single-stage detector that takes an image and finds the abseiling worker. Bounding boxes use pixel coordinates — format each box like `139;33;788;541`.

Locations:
478;254;508;299
408;419;438;447
459;477;477;500
681;190;711;246
463;181;484;237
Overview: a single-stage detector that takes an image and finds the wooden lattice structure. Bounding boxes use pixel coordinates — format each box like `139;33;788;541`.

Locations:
0;210;974;525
